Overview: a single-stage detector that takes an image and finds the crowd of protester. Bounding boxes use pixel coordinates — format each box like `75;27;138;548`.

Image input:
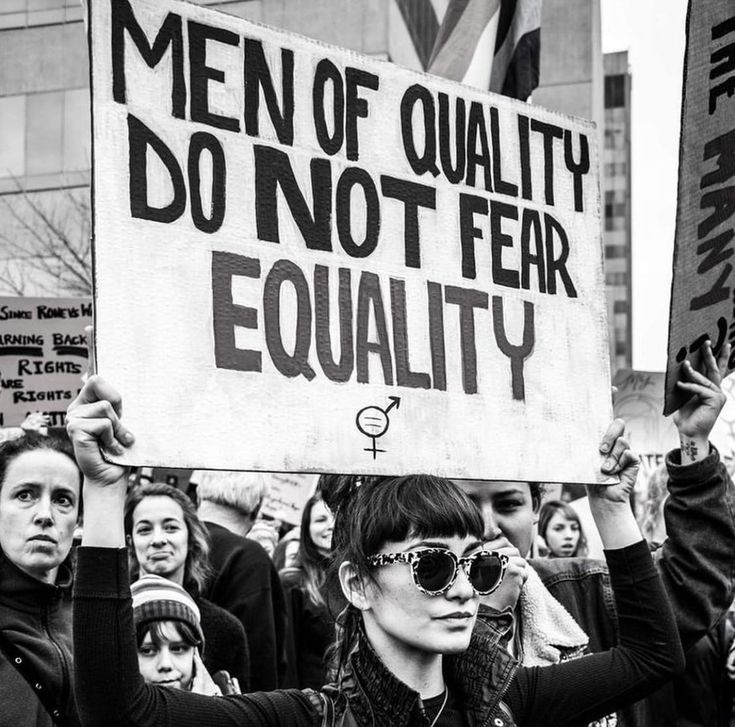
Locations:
2;341;735;724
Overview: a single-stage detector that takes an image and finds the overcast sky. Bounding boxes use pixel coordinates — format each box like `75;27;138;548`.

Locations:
600;0;689;372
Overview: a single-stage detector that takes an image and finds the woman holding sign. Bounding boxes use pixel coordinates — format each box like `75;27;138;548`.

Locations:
67;376;683;727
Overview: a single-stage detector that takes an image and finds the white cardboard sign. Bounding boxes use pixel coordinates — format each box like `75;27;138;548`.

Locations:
89;0;612;481
0;297;91;428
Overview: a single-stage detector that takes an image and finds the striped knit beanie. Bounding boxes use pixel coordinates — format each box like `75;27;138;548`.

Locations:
131;574;204;644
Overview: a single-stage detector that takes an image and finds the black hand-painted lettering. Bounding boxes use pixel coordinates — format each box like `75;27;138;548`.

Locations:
243;39;294;145
400;85;439;177
211;251;261;372
445;285;488;395
254;145;332;250
263;260;315;380
492;297;535;401
127;114;186;223
314;265;354;382
336;167;380;258
380;175;436;269
111;0;185;118
390;279;431;389
312;59;345;155
188;21;240;132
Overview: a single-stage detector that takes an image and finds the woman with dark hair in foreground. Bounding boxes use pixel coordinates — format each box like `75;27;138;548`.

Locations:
67;376;684;727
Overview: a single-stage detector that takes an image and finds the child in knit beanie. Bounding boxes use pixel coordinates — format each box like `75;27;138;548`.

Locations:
131;574;204;691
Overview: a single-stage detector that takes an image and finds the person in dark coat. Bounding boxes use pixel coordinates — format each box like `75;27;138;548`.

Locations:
125;482;250;691
0;430;82;726
195;470;288;690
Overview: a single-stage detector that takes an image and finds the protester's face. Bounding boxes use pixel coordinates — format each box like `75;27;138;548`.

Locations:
284;540;300;569
0;449;80;584
309;500;334;555
131;496;188;585
362;534;482;660
455;481;537;557
137;622;195;690
544;512;580;557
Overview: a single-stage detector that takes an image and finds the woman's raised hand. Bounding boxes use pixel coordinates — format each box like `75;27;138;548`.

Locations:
674;340;729;462
66;375;134;488
590;418;640;505
586;419;643;550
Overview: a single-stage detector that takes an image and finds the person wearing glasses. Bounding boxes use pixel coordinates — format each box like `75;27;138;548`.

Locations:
67;376;683;727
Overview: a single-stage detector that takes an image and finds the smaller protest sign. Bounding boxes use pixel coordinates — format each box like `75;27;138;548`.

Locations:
0;297;91;428
613;369;679;481
665;4;735;414
259;473;319;525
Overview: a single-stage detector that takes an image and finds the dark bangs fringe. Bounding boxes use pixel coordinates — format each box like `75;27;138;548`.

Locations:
355;474;484;552
135;619;202;649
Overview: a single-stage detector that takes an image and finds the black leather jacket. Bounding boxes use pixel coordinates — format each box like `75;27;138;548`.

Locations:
312;617;518;727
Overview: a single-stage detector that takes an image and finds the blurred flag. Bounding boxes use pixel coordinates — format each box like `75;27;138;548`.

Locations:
428;0;542;101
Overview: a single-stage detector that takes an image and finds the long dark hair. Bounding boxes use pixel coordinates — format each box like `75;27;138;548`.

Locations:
124;483;211;596
295;494;331;609
538;500;587;557
323;474;484;674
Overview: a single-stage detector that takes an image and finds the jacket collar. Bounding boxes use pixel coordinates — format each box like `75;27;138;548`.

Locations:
517;564;588;665
335;617;518;726
0;547;73;612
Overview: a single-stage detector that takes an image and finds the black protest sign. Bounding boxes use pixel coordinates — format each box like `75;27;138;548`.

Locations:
665;4;735;415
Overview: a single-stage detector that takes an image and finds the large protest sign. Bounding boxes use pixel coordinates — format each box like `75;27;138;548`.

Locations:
665;3;735;415
89;0;612;481
0;297;91;428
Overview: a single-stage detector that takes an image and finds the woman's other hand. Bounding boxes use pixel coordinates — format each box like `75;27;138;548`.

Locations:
479;535;528;612
674;340;729;463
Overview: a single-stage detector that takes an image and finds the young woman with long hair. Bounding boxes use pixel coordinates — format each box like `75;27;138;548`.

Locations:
67;376;684;727
537;500;587;558
281;492;337;688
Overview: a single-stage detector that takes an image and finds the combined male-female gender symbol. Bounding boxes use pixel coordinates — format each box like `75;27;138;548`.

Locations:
355;397;401;459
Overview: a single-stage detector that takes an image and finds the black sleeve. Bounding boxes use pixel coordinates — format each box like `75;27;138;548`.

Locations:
281;573;303;689
210;542;287;691
658;445;735;651
505;541;685;727
73;547;317;727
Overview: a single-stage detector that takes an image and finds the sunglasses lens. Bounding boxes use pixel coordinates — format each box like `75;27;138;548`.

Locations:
470;553;504;593
415;551;456;593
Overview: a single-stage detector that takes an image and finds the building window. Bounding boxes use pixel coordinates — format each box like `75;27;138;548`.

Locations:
614;300;629;314
0;95;26;178
606;272;628;286
63;88;90;172
26;91;64;176
605;245;627;259
605;75;626;108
